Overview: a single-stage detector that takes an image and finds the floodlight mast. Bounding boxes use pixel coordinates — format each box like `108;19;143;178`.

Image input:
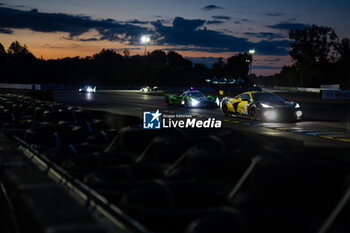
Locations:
141;35;150;56
248;49;255;76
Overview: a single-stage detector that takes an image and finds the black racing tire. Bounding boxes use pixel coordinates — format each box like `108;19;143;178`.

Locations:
166;97;172;106
221;101;229;116
249;105;257;121
24;125;85;144
184;99;189;108
120;181;228;232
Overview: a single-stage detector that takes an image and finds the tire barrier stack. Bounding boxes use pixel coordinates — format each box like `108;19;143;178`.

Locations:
1;93;350;233
0;88;54;101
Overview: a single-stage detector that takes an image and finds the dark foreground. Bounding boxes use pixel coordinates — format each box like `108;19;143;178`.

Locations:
1;91;350;233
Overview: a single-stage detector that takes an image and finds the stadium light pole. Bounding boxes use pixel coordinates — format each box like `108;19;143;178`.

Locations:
141;35;150;56
248;49;255;76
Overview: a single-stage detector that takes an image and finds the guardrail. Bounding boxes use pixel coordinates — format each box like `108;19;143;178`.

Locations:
15;135;149;233
0;83;41;90
273;84;344;94
321;90;350;100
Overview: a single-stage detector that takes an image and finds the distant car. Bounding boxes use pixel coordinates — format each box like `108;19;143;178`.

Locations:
79;86;96;93
165;90;219;108
140;86;158;92
221;91;303;121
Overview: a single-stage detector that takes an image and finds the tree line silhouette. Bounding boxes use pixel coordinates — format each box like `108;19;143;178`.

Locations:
275;25;350;88
0;41;251;87
2;24;348;88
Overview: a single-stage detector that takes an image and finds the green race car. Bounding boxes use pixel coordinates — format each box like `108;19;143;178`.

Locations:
165;90;219;108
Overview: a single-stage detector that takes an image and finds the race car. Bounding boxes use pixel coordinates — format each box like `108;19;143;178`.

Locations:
79;86;96;93
140;86;159;92
221;91;303;121
165;90;219;108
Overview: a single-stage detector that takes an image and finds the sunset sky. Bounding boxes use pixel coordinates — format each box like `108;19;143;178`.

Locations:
0;0;349;75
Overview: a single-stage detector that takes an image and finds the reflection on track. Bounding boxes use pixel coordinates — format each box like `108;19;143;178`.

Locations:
162;108;350;143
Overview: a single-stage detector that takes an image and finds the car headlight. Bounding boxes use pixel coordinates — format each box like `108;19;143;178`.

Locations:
264;110;277;120
261;103;273;108
215;97;220;106
87;87;93;93
296;110;302;118
295;103;300;108
191;98;199;106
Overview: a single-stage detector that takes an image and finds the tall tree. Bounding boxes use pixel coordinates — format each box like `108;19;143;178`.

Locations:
226;53;252;80
289;25;338;86
337;38;350;61
123;49;130;57
166;51;192;68
0;42;7;73
148;50;167;64
212;57;225;78
7;41;35;59
336;38;350;88
0;42;5;55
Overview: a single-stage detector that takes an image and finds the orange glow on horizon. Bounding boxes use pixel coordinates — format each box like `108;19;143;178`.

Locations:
0;29;288;75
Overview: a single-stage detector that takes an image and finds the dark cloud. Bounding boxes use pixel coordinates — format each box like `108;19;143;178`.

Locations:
126;19;149;24
265;12;283;17
77;38;100;41
162;47;231;53
263;58;282;63
288;18;297;21
206;20;224;25
42;43;82;49
110;48;142;52
232;18;252;24
244;32;286;40
172;17;206;31
0;6;291;55
267;22;310;31
221;29;234;33
0;6;149;43
42;44;66;49
202;5;224;10
212;16;231;20
0;28;12;34
0;2;26;8
152;17;290;55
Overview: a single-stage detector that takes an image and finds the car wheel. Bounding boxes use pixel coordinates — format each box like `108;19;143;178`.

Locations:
222;101;229;116
249;105;257;121
166;97;172;106
184;99;189;108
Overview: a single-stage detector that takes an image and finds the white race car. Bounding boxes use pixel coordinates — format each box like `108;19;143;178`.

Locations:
140;86;158;92
79;86;96;93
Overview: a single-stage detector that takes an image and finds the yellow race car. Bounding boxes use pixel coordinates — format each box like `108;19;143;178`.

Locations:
220;91;303;121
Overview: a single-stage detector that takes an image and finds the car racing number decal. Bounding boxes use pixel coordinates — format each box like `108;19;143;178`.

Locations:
242;104;249;115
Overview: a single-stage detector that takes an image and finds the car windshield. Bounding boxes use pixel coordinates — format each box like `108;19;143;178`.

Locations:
252;92;285;102
188;92;205;98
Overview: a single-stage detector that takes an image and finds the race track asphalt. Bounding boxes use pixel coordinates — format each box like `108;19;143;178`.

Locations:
53;90;350;149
